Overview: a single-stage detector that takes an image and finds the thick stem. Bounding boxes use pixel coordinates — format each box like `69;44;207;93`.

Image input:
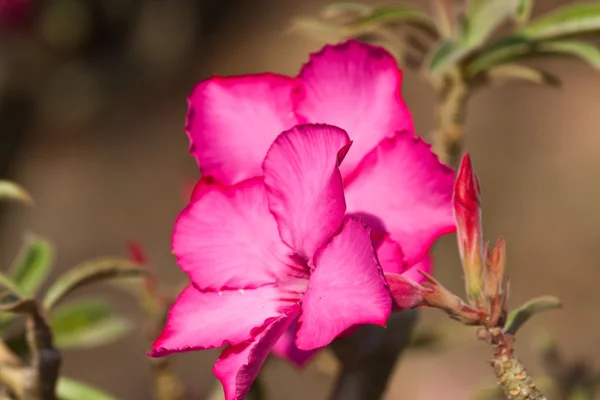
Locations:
432;68;469;168
328;310;418;400
486;328;547;400
23;311;60;400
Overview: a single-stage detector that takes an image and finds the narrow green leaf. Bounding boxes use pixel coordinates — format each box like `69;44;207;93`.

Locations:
519;3;600;41
51;299;132;349
0;180;33;204
538;40;600;70
428;40;469;74
10;234;53;296
504;295;562;335
57;377;117;400
484;63;560;86
466;36;533;76
462;0;519;49
42;258;149;310
351;6;434;29
514;0;534;26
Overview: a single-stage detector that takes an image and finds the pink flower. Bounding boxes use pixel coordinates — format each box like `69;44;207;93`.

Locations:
149;125;392;400
185;40;456;364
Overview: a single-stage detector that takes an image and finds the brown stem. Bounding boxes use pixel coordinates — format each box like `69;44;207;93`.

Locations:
432;67;469;168
484;328;547;400
23;309;61;400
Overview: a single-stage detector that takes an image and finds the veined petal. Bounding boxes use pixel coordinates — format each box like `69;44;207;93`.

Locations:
295;218;391;350
263;124;350;259
172;178;294;290
149;284;291;356
214;305;300;400
271;318;319;367
186;74;300;185
345;132;456;264
294;40;414;177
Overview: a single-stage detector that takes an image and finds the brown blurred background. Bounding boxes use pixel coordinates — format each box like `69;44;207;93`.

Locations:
0;0;599;399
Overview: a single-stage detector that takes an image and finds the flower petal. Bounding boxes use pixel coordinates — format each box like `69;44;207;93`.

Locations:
172;178;293;290
400;254;433;284
262;124;350;258
345;132;456;264
149;284;291;356
214;305;300;400
294;40;413;177
186;74;300;185
271;318;319;367
371;230;404;275
295;218;391;350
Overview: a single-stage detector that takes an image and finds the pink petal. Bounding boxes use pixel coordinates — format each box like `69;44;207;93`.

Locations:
149;284;292;356
186;74;300;185
189;176;218;201
372;230;404;275
384;273;424;310
345;132;456;264
172;178;294;290
262;124;350;258
214;305;300;400
294;40;413;177
400;254;433;284
271;318;319;367
295;218;391;350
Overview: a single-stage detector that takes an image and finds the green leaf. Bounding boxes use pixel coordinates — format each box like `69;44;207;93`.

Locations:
0;180;33;204
57;377;118;400
519;3;600;41
351;5;434;30
10;234;53;296
466;36;533;76
42;258;149;310
51;299;132;349
538;40;600;70
462;0;519;49
321;2;372;19
428;41;468;74
484;63;560;86
514;0;534;26
504;295;562;335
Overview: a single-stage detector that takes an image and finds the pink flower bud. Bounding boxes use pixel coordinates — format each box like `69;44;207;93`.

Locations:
453;153;485;305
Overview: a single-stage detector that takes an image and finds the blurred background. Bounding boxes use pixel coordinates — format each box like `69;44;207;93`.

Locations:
0;0;599;399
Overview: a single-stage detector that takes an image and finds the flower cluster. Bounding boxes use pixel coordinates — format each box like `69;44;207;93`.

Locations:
149;40;456;400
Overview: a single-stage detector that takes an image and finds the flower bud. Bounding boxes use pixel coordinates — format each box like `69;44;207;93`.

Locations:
453;154;485;306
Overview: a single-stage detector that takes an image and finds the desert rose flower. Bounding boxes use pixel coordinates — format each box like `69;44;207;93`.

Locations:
185;40;456;364
150;124;391;400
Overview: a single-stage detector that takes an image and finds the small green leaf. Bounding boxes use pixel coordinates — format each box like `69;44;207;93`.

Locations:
0;180;33;204
428;41;468;74
351;5;434;30
57;377;118;400
514;0;534;26
538;40;600;71
519;3;600;41
462;0;518;49
432;0;453;38
484;63;560;87
42;258;149;310
10;234;53;296
466;36;533;76
51;299;132;349
504;295;562;335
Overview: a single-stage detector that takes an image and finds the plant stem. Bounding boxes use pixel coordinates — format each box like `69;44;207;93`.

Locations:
432;68;469;168
485;328;547;400
328;310;418;400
